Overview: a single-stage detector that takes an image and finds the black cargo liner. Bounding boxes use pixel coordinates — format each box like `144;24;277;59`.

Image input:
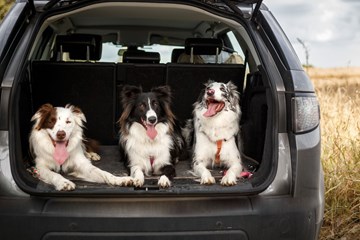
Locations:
33;145;254;194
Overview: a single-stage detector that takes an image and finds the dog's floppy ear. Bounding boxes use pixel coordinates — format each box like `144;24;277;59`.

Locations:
151;85;172;104
66;104;86;127
32;103;55;130
121;85;142;100
226;81;240;111
119;85;142;133
226;81;239;99
152;85;176;128
226;81;238;92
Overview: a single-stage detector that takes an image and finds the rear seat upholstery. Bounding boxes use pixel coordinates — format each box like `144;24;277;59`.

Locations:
31;35;246;144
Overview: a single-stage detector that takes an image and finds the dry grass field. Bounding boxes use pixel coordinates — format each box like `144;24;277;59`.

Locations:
308;67;360;240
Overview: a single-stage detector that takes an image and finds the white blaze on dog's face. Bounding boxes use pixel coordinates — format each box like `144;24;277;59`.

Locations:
131;93;162;140
145;97;158;126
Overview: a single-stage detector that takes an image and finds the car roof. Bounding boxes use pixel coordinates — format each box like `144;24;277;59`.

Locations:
33;0;262;46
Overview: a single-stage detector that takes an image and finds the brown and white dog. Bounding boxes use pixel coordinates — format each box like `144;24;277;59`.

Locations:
185;81;243;186
29;103;133;191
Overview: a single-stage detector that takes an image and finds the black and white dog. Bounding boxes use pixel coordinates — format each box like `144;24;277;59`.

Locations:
185;81;243;186
118;85;184;188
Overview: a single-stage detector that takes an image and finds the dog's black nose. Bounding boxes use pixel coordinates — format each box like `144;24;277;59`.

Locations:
56;130;66;140
207;89;215;96
148;116;157;124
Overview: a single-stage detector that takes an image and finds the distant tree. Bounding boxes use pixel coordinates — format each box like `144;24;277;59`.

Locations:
297;38;311;71
0;0;15;20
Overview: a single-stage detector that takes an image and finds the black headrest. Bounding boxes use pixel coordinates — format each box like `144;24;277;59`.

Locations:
171;48;185;63
185;38;223;55
54;34;102;61
123;51;160;63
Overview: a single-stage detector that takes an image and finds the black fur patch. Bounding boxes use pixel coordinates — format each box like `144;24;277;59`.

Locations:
160;165;176;180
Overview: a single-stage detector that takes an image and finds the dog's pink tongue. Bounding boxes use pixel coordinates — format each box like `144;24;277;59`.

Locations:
146;125;158;140
53;141;69;165
204;102;219;117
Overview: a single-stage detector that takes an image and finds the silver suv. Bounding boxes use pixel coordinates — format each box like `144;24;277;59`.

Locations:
0;0;324;239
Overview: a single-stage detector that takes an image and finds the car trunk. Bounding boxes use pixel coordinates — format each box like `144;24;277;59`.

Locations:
13;0;275;195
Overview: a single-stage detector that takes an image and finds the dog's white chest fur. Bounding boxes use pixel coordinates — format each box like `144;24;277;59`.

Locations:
124;122;172;175
195;107;240;142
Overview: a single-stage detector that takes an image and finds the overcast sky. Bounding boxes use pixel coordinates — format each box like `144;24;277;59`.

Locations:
264;0;360;68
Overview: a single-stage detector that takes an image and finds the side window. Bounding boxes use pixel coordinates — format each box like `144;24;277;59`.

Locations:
226;31;245;63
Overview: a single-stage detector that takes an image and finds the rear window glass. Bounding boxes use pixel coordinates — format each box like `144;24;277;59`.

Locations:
100;43;181;63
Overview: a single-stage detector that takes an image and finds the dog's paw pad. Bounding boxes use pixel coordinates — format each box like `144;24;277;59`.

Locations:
158;175;171;188
56;180;75;191
200;176;216;185
220;175;237;186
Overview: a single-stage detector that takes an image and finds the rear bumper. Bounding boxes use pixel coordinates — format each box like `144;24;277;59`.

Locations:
0;194;322;240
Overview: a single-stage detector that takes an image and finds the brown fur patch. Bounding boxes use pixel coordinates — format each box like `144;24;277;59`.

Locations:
35;103;57;130
84;138;100;153
71;105;83;115
119;105;132;135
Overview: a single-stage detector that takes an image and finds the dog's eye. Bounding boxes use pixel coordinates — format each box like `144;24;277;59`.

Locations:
139;103;146;110
220;86;226;92
152;100;159;107
48;117;55;124
66;120;71;124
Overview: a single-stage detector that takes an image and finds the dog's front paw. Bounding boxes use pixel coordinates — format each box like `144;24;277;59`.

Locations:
133;177;145;187
220;173;237;186
85;151;101;161
158;175;171;188
200;175;216;185
114;176;133;186
55;179;76;191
